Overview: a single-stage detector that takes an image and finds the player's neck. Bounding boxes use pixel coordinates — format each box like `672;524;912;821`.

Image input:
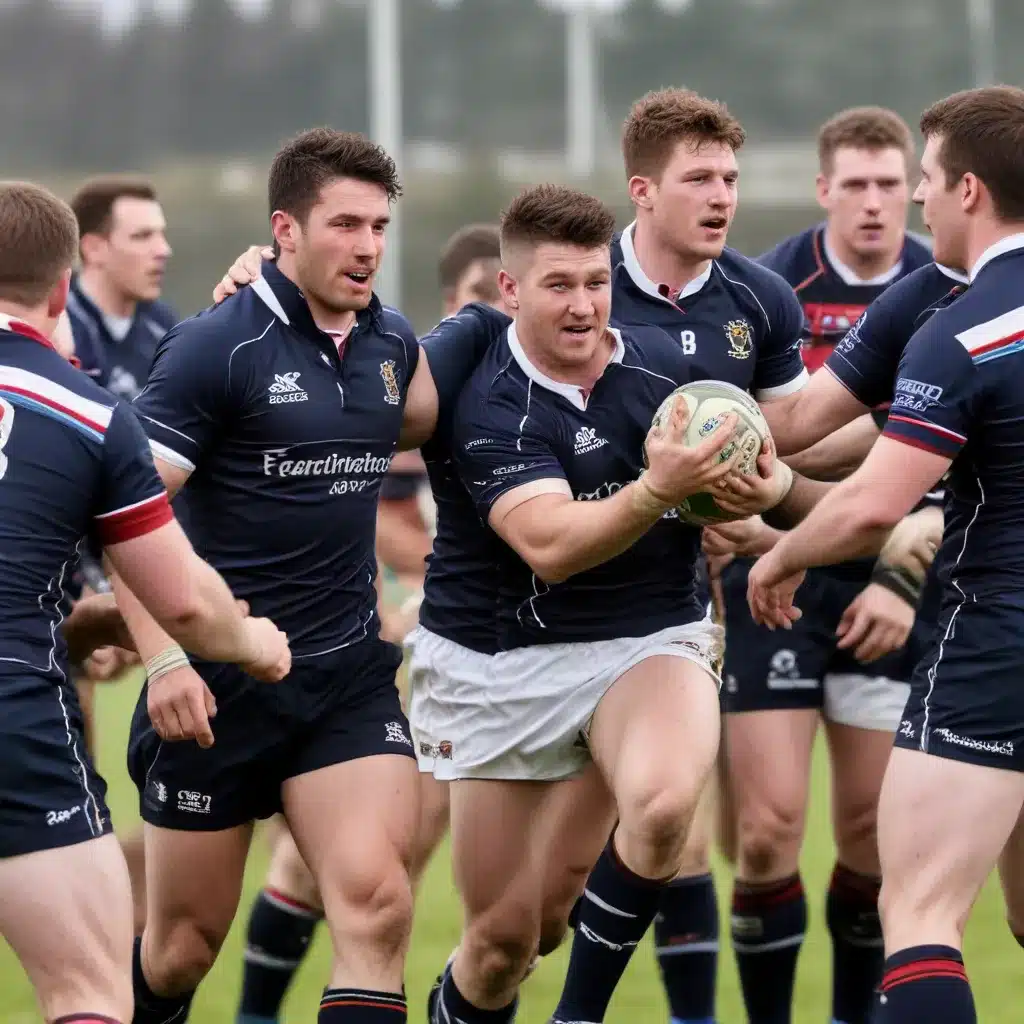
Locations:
966;220;1024;280
0;302;53;339
274;254;358;335
518;324;616;389
76;268;136;320
631;220;712;296
823;225;902;282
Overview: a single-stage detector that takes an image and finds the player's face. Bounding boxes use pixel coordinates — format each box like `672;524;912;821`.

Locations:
639;139;738;261
98;197;171;303
500;243;612;371
915;135;968;270
445;258;505;316
286;177;391;314
817;146;909;261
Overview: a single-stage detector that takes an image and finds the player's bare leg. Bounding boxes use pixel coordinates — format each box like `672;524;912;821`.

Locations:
136;824;253;1018
654;777;721;1024
410;773;450;887
284;754;418;1006
998;805;1024;947
0;833;133;1022
824;718;894;1024
725;708;818;1023
552;656;721;1024
120;829;148;936
875;748;1024;1018
238;826;323;1024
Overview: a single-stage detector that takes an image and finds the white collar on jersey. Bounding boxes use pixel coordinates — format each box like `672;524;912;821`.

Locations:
619;221;714;304
936;263;969;284
969;232;1024;283
507;321;625;411
822;230;903;286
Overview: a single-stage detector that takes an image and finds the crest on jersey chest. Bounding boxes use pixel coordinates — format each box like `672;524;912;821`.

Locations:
724;319;753;359
380;359;401;405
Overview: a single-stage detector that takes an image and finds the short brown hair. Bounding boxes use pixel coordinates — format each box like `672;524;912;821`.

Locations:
818;106;914;174
500;185;616;260
70;174;158;239
268;127;402;224
0;181;79;306
920;86;1024;222
622;88;746;180
438;223;501;291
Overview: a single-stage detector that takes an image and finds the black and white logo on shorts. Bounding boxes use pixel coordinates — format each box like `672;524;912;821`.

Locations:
385;720;412;746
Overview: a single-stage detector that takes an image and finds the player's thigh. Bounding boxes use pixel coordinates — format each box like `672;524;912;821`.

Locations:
410;773;450;884
825;716;895;875
143;821;254;954
589;650;722;831
532;761;615;948
998;805;1024;934
0;833;133;1021
449;777;563;934
877;745;1024;952
266;824;322;911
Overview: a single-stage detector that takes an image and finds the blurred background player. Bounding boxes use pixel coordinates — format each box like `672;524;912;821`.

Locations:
64;174;178;938
719;106;934;1024
230;222;508;1024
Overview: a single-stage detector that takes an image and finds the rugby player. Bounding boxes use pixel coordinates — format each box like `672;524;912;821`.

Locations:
111;129;440;1024
418;182;794;1024
746;84;1024;1023
228;222;509;1024
713;107;939;1024
0;180;288;1024
605;87;814;1024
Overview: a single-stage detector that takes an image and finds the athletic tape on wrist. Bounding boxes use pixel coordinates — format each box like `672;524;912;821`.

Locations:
631;473;674;519
870;562;922;607
145;645;190;684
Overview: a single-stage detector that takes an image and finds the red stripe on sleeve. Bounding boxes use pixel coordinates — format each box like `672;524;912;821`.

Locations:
95;493;173;545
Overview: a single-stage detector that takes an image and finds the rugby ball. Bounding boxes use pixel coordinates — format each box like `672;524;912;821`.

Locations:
646;380;771;526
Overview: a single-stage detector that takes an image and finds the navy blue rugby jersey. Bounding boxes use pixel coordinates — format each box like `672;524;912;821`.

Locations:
133;260;419;658
0;314;172;680
826;261;969;411
759;223;933;374
418;303;512;655
66;275;178;400
883;238;1024;602
453;322;711;649
610;222;808;400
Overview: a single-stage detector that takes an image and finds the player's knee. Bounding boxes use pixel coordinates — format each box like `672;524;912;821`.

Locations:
464;901;541;994
620;782;696;861
149;916;226;991
676;819;713;876
737;800;805;878
327;863;414;955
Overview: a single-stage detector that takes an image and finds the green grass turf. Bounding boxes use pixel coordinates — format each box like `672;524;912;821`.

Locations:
1;669;1018;1022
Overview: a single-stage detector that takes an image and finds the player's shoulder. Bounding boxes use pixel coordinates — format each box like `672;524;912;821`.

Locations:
422;302;511;344
902;232;935;270
154;289;276;362
138;298;179;331
713;247;802;333
883;262;965;314
753;225;817;279
377;303;417;344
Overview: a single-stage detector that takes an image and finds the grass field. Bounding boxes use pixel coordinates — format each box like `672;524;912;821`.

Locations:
1;668;1019;1023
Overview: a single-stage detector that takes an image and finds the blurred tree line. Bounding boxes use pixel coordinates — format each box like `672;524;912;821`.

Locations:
4;0;1023;173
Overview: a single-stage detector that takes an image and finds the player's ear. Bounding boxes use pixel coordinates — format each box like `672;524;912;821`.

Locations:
79;231;106;268
270;210;299;254
960;171;982;215
497;269;518;312
47;269;72;321
628;174;655;210
814;172;831;211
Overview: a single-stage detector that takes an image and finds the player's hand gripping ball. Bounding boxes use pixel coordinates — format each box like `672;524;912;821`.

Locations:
646;380;772;526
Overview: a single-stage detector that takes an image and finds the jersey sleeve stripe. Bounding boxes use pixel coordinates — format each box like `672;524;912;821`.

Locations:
755;367;809;401
886;413;966;443
149;439;196;473
881;429;960;458
0;365;113;427
94;491;174;545
0;387;106;442
955;307;1024;361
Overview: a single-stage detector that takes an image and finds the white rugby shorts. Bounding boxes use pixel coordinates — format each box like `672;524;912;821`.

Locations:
407;619;723;782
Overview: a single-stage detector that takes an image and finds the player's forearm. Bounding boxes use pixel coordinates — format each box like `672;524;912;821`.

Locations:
759;472;837;529
781;414;880;481
771;480;898;576
762;374;867;457
513;480;668;584
375;503;431;579
109;558;257;666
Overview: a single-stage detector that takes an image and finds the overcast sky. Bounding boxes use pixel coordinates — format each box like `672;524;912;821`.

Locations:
65;0;271;34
